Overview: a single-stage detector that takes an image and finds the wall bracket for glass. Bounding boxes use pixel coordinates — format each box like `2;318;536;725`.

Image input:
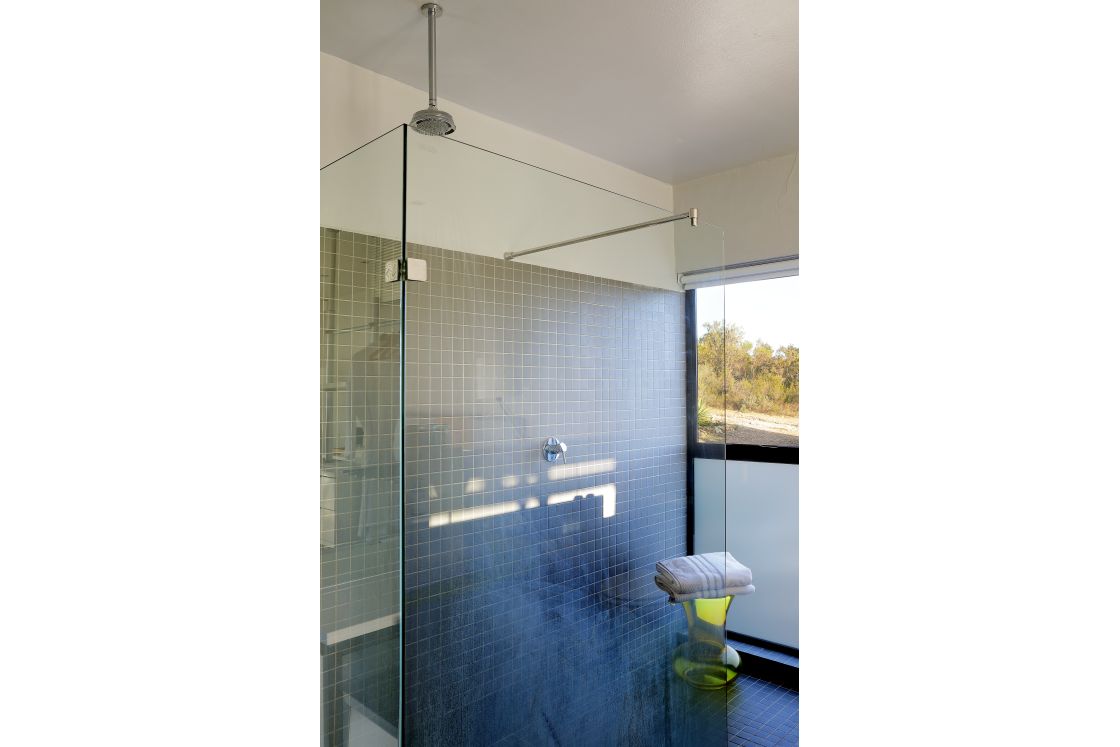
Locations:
503;208;699;261
384;258;429;283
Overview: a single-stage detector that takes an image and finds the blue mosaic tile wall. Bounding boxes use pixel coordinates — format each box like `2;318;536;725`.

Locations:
400;243;723;745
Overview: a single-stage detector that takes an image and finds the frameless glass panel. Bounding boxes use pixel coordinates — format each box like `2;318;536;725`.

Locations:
320;126;404;747
404;133;679;291
402;131;728;745
693;275;799;652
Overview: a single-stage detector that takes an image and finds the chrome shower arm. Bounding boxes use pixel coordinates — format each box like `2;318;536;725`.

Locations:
425;3;440;107
410;4;456;136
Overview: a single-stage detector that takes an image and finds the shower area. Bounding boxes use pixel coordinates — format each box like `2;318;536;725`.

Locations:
321;124;731;745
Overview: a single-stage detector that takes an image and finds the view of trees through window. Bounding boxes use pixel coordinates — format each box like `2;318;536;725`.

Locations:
695;275;798;447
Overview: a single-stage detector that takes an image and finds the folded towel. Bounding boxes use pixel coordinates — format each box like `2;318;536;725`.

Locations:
654;552;755;603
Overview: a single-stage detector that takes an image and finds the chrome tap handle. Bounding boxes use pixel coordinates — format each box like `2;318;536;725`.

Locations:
543;437;567;463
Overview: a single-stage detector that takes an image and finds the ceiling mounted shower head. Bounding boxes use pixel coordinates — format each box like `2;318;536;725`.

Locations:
410;3;456;136
410;106;456;136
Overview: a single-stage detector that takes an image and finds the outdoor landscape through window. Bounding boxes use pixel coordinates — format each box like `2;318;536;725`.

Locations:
696;275;799;447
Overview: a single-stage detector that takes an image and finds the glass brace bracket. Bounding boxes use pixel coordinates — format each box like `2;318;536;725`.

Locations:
384;258;429;283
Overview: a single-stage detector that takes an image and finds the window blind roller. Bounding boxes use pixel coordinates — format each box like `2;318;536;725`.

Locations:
679;255;798;290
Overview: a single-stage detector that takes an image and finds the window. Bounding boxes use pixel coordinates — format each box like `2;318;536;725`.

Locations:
687;273;798;464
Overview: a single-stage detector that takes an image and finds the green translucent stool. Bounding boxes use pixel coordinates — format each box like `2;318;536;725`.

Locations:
672;596;741;689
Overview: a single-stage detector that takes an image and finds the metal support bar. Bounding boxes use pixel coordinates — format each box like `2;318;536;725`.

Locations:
423;3;440;107
503;208;699;261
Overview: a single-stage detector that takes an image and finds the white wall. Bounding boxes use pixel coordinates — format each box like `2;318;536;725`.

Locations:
321;53;685;290
673;153;799;274
322;53;672;208
694;458;799;649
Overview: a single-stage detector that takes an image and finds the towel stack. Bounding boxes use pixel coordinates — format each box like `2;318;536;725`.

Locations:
654;552;755;603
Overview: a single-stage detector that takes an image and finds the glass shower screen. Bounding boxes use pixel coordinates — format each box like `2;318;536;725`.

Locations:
401;131;729;745
320;125;728;746
321;126;406;746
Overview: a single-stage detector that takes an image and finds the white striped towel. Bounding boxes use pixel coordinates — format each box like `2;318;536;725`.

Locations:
654;552;755;602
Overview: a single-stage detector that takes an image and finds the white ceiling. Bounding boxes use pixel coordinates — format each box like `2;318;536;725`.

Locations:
321;0;797;185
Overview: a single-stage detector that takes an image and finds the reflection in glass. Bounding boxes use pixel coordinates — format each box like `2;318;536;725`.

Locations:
321;128;403;747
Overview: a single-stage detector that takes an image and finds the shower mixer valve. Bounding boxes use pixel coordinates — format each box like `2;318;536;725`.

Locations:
543;437;567;463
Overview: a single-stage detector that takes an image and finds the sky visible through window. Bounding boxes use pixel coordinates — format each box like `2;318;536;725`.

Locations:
696;275;799;347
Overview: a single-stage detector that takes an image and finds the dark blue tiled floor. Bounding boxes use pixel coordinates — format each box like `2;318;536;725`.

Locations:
726;674;799;746
730;640;800;669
